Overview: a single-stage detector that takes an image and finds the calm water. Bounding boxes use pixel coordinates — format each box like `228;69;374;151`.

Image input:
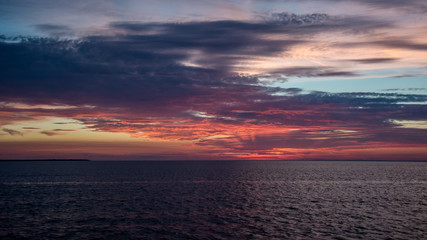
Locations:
1;161;426;239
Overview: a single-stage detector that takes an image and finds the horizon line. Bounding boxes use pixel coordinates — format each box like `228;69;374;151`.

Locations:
1;159;427;162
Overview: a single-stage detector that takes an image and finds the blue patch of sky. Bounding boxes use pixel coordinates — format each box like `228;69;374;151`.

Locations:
270;67;427;94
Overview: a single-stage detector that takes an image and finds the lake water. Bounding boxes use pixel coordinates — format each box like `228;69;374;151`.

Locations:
1;161;426;239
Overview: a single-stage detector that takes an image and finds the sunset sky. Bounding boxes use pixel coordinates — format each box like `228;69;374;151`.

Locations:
1;0;426;160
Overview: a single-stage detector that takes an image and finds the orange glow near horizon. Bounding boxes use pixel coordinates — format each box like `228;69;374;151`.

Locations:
1;108;426;160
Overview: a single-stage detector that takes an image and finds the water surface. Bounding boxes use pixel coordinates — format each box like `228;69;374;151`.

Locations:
1;161;426;239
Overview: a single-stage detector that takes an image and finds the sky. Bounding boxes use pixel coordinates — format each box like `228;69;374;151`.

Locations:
0;0;426;160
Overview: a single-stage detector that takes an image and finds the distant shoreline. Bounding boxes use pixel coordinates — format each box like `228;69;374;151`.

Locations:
0;159;91;162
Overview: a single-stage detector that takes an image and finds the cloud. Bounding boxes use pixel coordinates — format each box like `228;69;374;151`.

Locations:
52;129;75;131
348;58;399;64
382;88;426;91
373;40;427;51
268;67;358;77
3;128;23;136
346;0;427;12
107;13;389;68
38;129;74;136
266;0;427;12
40;130;61;136
33;24;73;37
266;12;331;25
391;74;420;79
54;121;80;124
340;39;427;51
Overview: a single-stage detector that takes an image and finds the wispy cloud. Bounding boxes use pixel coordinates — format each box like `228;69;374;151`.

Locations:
340;39;427;51
348;58;399;64
267;0;427;12
33;24;74;37
40;130;61;136
3;128;23;136
268;67;358;77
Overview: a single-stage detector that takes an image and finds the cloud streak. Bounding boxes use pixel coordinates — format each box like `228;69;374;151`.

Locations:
2;128;23;136
348;58;399;64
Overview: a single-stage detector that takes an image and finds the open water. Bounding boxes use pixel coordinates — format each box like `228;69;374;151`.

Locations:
0;161;426;239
